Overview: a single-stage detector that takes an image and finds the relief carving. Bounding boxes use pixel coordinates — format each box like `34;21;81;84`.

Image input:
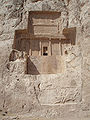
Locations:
10;11;76;75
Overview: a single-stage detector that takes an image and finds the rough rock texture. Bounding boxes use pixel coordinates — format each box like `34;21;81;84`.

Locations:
0;0;90;120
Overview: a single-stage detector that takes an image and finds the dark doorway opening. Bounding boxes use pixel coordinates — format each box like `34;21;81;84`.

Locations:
43;47;48;56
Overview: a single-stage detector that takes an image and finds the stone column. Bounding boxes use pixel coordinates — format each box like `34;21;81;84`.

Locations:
29;40;32;56
61;40;63;56
48;40;51;56
39;40;42;56
59;40;61;55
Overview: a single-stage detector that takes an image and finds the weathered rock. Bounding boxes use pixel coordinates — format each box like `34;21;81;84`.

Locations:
0;0;90;120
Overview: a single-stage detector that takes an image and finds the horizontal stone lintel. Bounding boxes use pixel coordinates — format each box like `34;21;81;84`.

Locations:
15;34;66;40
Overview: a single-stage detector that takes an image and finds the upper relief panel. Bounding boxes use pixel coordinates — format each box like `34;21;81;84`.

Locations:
28;11;62;35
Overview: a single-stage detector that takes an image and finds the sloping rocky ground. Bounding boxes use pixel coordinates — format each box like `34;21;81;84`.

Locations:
0;0;90;120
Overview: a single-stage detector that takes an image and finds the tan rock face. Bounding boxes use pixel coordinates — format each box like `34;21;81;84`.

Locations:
0;0;90;120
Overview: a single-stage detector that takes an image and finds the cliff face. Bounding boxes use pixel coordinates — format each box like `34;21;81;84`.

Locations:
0;0;90;119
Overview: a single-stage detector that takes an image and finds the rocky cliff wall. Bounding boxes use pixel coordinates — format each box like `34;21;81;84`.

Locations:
0;0;90;119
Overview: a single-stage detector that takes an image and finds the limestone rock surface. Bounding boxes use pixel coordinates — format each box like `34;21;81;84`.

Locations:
0;0;90;120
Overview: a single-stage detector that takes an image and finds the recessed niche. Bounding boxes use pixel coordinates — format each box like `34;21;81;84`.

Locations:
11;11;76;75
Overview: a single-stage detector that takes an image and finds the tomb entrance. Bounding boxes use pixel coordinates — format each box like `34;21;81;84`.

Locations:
12;11;76;75
43;46;48;56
